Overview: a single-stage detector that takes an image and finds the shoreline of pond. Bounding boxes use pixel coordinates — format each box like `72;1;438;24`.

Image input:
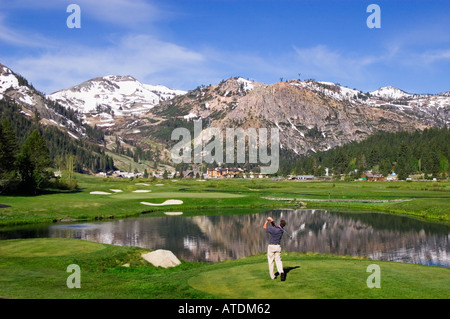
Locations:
2;208;448;268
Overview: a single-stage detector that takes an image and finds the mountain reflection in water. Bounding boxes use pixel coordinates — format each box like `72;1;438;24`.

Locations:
45;209;449;267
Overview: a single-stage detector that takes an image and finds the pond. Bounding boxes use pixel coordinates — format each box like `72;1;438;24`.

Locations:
1;209;449;267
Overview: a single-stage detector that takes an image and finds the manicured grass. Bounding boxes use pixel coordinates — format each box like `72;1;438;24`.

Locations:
1;177;448;300
0;175;292;226
190;254;450;299
0;175;449;226
0;239;448;299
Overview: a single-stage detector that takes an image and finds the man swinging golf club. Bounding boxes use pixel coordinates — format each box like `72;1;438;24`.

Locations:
263;216;286;281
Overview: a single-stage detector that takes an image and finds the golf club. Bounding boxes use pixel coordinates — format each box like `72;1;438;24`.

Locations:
270;220;293;239
280;227;293;239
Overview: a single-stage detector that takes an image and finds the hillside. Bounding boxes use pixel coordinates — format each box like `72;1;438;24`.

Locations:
48;75;186;126
290;127;450;179
0;64;114;174
47;73;188;168
154;77;449;157
2;61;449;176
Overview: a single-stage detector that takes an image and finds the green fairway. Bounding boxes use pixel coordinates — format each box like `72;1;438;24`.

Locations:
0;238;448;299
190;255;450;299
110;191;245;199
0;174;449;226
0;238;105;257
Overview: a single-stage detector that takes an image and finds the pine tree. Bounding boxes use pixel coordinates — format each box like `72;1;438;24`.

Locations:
368;148;380;168
333;149;348;175
429;148;441;178
17;130;52;194
440;156;449;177
396;143;413;180
0;120;18;176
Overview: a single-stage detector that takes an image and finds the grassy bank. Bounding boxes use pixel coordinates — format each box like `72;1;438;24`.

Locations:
0;238;448;299
0;175;449;226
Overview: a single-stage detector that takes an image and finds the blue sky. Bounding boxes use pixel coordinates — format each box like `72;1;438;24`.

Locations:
0;0;449;95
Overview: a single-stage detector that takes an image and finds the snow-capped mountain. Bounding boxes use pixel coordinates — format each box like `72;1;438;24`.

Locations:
154;77;449;156
369;86;450;111
3;59;449;161
0;65;17;95
1;64;37;107
48;75;186;117
292;80;449;109
0;63;86;139
0;63;121;174
369;86;412;100
289;80;449;127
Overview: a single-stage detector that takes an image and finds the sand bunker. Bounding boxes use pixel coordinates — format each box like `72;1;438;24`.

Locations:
135;183;150;186
133;190;151;193
109;189;123;193
140;199;183;206
164;212;183;216
90;191;112;195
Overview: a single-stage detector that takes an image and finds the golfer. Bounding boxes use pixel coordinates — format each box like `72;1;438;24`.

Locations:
263;216;286;281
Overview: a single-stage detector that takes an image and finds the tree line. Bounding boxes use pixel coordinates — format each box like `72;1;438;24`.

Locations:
0;120;52;194
0;98;115;194
288;127;450;179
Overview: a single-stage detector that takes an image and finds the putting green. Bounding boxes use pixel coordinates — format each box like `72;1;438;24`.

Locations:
188;257;450;299
0;238;106;257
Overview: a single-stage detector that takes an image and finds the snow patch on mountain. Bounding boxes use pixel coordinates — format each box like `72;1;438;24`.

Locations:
291;80;361;103
0;66;19;96
0;65;44;109
0;63;89;140
236;77;254;92
370;86;412;100
48;75;187;116
291;80;449;123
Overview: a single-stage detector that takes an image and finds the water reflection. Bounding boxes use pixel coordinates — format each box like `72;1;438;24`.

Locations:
1;209;449;267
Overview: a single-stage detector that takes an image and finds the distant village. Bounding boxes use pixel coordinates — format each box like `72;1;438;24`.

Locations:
95;166;435;182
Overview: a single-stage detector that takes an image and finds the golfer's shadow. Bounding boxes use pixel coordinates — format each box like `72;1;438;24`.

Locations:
275;266;300;280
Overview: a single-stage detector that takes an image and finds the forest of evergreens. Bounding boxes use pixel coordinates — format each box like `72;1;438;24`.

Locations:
285;127;449;179
0;97;115;194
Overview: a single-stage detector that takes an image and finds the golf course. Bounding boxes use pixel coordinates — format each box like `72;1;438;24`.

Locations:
0;238;449;299
0;175;449;299
0;174;449;226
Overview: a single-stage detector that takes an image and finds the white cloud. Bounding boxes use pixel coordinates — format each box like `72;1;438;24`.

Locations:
423;50;450;63
75;0;163;27
405;49;450;66
0;0;215;93
0;14;54;48
8;34;207;93
293;45;379;83
8;40;386;95
0;0;162;28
